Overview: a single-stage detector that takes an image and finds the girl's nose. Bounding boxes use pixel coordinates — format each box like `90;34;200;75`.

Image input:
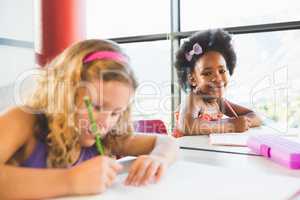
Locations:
212;73;222;83
96;112;110;132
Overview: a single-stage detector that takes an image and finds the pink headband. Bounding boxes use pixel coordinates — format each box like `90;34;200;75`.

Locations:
83;51;127;64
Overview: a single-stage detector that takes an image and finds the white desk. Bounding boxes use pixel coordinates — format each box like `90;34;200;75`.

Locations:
179;148;300;178
56;161;300;200
178;134;253;154
177;126;300;178
177;126;286;155
56;126;300;199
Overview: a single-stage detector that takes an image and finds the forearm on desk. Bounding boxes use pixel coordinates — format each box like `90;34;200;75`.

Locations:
0;164;71;199
150;135;179;165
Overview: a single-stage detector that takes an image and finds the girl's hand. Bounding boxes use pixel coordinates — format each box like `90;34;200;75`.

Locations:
125;155;167;186
67;156;123;195
231;116;251;132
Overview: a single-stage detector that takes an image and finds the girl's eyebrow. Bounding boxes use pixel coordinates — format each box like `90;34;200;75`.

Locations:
91;98;127;111
202;65;225;71
114;107;124;112
96;101;126;112
103;100;126;112
91;104;125;112
202;67;213;71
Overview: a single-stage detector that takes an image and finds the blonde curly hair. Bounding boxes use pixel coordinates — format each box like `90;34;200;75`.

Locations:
26;39;137;168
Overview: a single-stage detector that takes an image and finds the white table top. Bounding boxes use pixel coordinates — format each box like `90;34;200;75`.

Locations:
179;148;300;178
56;161;300;200
55;126;300;199
177;126;300;178
178;134;253;154
177;126;285;155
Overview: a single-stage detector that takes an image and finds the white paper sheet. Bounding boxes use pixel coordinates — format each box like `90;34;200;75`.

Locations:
209;126;285;146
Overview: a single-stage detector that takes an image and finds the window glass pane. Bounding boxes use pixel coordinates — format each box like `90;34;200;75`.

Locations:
226;30;300;132
181;0;300;31
121;41;171;131
0;0;34;41
86;0;170;38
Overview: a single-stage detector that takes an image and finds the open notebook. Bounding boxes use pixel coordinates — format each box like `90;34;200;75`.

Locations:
209;133;249;146
56;161;300;200
209;126;291;146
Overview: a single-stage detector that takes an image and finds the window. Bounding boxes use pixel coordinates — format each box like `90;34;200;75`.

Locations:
85;0;300;132
228;30;300;131
181;0;300;31
121;41;172;128
86;0;170;38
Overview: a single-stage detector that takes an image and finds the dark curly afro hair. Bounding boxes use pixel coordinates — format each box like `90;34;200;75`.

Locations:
175;29;236;92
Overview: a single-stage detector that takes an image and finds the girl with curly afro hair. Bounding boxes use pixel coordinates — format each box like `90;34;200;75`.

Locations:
173;29;261;137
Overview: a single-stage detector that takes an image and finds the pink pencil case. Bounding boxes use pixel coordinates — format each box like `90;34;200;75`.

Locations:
247;135;300;169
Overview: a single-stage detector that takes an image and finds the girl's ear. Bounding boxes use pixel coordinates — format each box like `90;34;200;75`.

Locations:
188;73;197;87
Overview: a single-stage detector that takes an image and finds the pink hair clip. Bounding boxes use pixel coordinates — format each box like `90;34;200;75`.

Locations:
83;51;127;64
185;43;203;61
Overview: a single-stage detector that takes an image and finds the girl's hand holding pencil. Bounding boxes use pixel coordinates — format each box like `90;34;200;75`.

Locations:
67;156;123;195
224;100;251;132
229;116;251;132
82;96;167;188
65;96;124;195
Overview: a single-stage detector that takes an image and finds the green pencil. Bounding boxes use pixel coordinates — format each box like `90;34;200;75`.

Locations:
83;96;105;155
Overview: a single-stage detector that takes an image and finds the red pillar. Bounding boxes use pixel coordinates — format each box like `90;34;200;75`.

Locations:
35;0;86;67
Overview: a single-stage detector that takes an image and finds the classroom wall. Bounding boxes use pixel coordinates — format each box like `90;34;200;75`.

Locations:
0;0;34;41
0;0;35;109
